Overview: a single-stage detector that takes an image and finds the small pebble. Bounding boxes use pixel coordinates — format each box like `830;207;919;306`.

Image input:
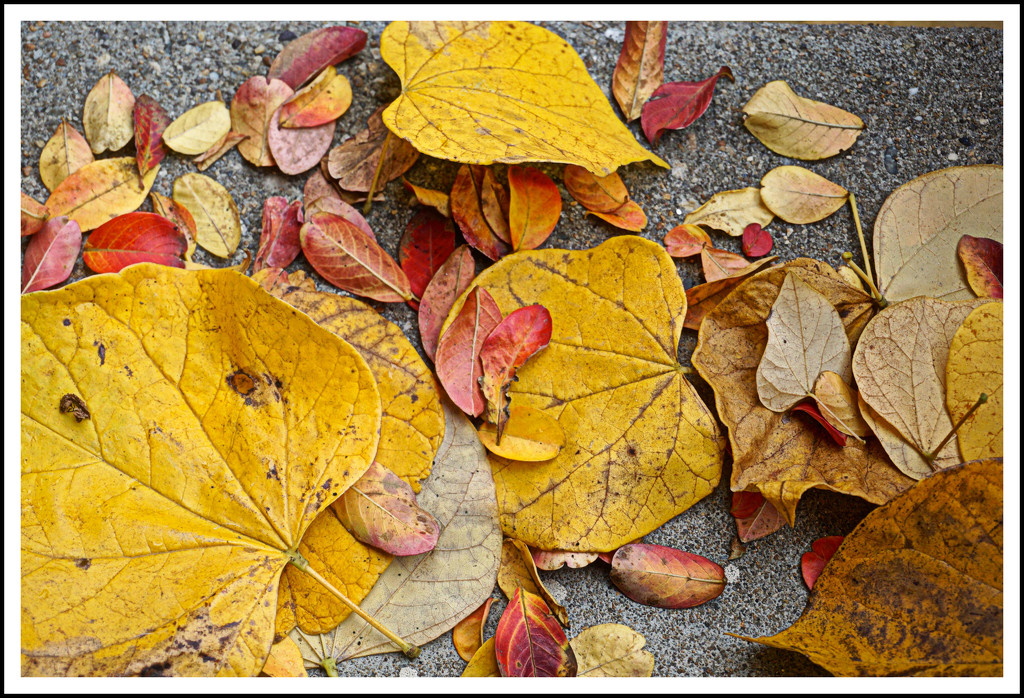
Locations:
34;139;46;148
908;86;919;96
198;30;205;42
947;152;959;161
36;78;48;88
43;31;51;38
254;44;266;54
23;166;33;177
279;30;297;42
724;565;741;583
56;57;65;66
24;42;35;51
958;136;973;147
883;146;898;174
914;115;923;121
398;667;418;677
231;38;241;49
209;71;219;82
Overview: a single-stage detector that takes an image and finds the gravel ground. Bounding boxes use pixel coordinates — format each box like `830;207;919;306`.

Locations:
18;19;1004;678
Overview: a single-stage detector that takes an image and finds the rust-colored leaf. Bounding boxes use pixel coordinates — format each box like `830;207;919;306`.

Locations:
682;257;778;331
253;197;303;273
588;199;647;231
150;192;197;261
663;224;711;257
268;25;367;89
477;405;564;462
21;192;48;237
280;66;352;129
641;66;734;145
481;168;512;244
400;209;458;299
267;105;334;176
801;535;844;590
563;165;628;213
303;169;376;240
419;245;476;363
82;69;135;154
21;216;81;293
612;21;668;122
453;598;495;662
610;543;725;608
531;548;598;571
498;539;569;627
403;178;451;218
82;212;187;274
508;165;561;251
133;94;170;182
326;105;419;193
230;76;294;167
45;157;159;232
192;131;247;171
742;223;773;257
39;119;94;193
450;164;512;261
791;401;848;448
958;235;1003;299
435;287;503;417
730;491;786;543
495;586;577;677
702;245;751;283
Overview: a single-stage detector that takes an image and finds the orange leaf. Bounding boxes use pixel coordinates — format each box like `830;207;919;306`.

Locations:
267;105;334;176
508;165;561;251
612;21;668;122
563;164;628;212
451;164;511;260
45;157;158;232
418;245;476;362
641;66;734;146
150;192;197;260
588;199;647;231
82;212;187;274
477;405;564;462
453;598;495;661
957;235;1002;299
610;543;725;608
268;25;367;90
435;287;503;417
481;168;511;244
664;224;711;258
279;66;352;129
303;170;375;240
801;535;844;590
21;192;48;237
261;636;306;677
399;209;457;299
133;94;170;181
701;245;750;282
494;586;577;677
730;491;785;543
682;256;778;331
230;76;294;167
253;197;303;273
403;178;450;218
21;216;81;293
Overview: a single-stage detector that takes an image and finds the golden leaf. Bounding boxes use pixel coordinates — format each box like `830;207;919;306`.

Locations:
813;371;870;438
45;157;158;232
497;538;569;626
261;637;306;677
380;21;668;176
683;187;774;237
162;101;232;155
946;302;1003;461
570;623;655;677
82;70;136;154
759;165;848;224
741;459;1002;676
172;172;242;258
462;637;500;676
21;265;381;676
444;236;724;551
39;119;94;193
477;405;565;461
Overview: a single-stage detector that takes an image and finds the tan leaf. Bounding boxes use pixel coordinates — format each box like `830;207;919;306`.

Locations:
813;371;870;438
44;157;158;232
759;165;848;224
683;187;774;237
39;119;94;193
570;624;655;677
612;21;667;122
701;246;751;283
497;538;569;627
162;101;231;155
172;173;241;258
231;76;294;167
682;256;779;332
82;70;135;153
946;302;1003;461
193;131;247;171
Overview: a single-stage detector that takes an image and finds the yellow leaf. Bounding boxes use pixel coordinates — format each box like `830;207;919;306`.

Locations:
162;101;232;155
20;265;381;676
380;21;668;176
759;165;848;224
742;80;864;160
461;637;500;676
279;66;353;128
570;623;655;677
813;371;870;438
740;459;1002;676
946;302;1003;461
683;187;774;237
45;157;158;232
497;538;569;626
172;172;242;258
444;236;724;551
477;405;564;461
82;70;136;154
39;119;94;193
261;637;306;677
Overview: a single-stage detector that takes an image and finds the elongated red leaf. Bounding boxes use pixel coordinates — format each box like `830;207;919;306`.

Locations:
268;25;367;89
730;491;785;543
612;21;668;122
801;535;844;589
82;212;187;274
435;287;503;417
563;165;628;213
610;543;726;608
742;222;774;257
508;165;562;251
791;400;847;447
664;224;712;258
253;197;303;272
957;235;1003;299
702;245;750;282
399;209;457;299
300;211;412;302
21;192;48;237
267;105;334;176
641;66;735;145
21;216;82;293
303;170;375;240
495;586;577;677
418;245;475;362
133;94;170;181
451;164;511;261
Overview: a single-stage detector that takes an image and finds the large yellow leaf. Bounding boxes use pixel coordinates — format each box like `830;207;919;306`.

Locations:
379;21;668;176
21;265;381;676
946;302;1003;461
443;236;724;551
742;459;1002;676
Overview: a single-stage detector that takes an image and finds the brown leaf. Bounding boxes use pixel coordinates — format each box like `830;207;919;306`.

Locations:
813;371;870;438
610;543;725;608
730;491;786;543
563;164;629;213
435;286;503;416
612;21;668;122
21;192;49;237
481;168;512;244
45;157;159;232
267;105;335;175
418;245;476;363
495;586;576;677
192;131;247;171
760;165;848;224
450;164;511;260
326;105;419;192
453;598;495;661
230;76;294;167
133;95;170;181
508;165;562;250
82;70;135;153
253;197;303;272
39;119;94;193
588;199;647;231
268;25;367;89
682;257;778;331
279;66;352;129
957;235;1003;299
21;216;81;293
641;66;734;145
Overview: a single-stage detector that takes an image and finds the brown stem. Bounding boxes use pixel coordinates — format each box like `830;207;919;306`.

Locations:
362;129;394;216
925;393;988;467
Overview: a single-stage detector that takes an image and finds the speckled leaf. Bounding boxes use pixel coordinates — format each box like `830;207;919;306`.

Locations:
419;245;476;362
495;586;577;677
435;286;504;416
172;172;241;258
82;70;135;153
570;623;655;677
82;211;186;274
279;66;352;128
760;165;848;224
253;197;303;272
45;157;158;232
39;119;94;193
610;543;725;608
612;21;668;122
267;105;335;175
231;76;294;167
684;187;774;237
21;216;81;293
268;25;367;89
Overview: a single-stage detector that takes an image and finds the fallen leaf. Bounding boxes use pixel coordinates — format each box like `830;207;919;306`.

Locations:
743;80;864;160
946;302;1003;461
760;165;849;224
435;287;504;416
82;69;135;153
531;547;598;571
837;265;866;293
172;172;241;258
756;272;852;412
813;371;870;438
570;623;655;677
800;535;844;590
280;66;352;128
399;209;457;299
39;119;94;193
450;164;512;261
730;491;785;543
495;586;577;677
742;222;773;257
231;76;294;167
20;265;381;676
82;211;187;274
403;178;451;218
267;105;335;177
612;21;668;122
149;192;197;260
268;25;367;89
684;187;774;237
741;459;1002;676
641;66;734;145
791;401;848;448
683;257;779;332
852;296;989;479
444;236;724;551
21;216;81;293
508;165;562;251
261;636;306;678
253;196;303;272
303;169;375;239
957;235;1003;299
874;165;1002;302
563;165;629;213
162;100;231;155
419;245;476;362
21;192;49;237
610;543;725;608
693;259;911;525
477;405;564;462
481;168;512;244
380;21;668;176
45;157;158;232
326;105;419;193
498;539;569;626
729;538;747;560
702;245;751;283
131;95;170;182
588;200;648;231
193;131;247;171
453;598;495;661
663;224;711;257
300;211;413;302
462;637;500;677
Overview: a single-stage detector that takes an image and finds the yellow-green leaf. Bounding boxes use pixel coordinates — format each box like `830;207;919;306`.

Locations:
946;302;1003;461
44;157;158;232
172;172;241;258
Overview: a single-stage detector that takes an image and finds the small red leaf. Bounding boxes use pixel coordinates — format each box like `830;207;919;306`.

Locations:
22;216;82;293
399;209;457;299
730;491;785;543
588;200;647;231
957;235;1003;299
451;164;511;261
133;94;171;181
610;543;726;608
82;212;186;274
435;287;503;417
664;224;712;258
303;170;375;240
701;246;750;282
791;400;848;447
418;245;476;363
267;105;334;176
268;26;367;89
21;192;49;237
508;165;562;251
494;586;577;677
563;165;629;213
801;535;844;589
742;222;774;257
641;66;735;145
253;197;303;272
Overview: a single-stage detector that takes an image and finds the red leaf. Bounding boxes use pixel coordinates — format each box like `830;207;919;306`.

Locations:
418;245;475;363
508;165;562;251
957;235;1003;299
791;401;847;447
21;192;49;237
641;66;734;145
742;223;774;257
701;246;750;282
399;209;457;299
82;212;186;274
268;26;367;90
588;200;647;231
494;586;577;677
300;212;411;302
303;170;375;241
267;105;334;176
435;287;503;416
150;191;197;259
21;216;82;293
133;94;170;181
664;224;712;258
451;164;511;261
801;535;844;589
563;165;629;213
610;543;726;608
730;491;786;543
254;197;303;273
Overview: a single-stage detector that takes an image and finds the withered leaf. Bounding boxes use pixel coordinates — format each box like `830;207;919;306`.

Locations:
45;157;159;232
684;187;774;237
399;209;457;299
150;192;197;261
253;197;303;273
682;257;778;332
813;371;870;438
267;105;335;175
570;624;655;677
21;192;49;237
82;211;187;274
279;66;352;129
450;164;511;261
477;405;564;462
326;105;419;193
453;598;495;662
162;100;231;155
133;95;170;182
588;199;648;232
82;70;135;153
497;538;569;627
193;131;247;171
39;120;94;193
730;491;785;543
172;172;241;258
612;21;668;122
480;168;512;245
610;543;725;608
231;76;294;167
957;235;1003;299
563;164;629;213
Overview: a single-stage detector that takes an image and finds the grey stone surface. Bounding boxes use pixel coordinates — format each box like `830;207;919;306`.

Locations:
19;20;1003;678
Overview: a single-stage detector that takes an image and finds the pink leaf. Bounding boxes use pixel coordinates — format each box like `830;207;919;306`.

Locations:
610;543;726;608
418;245;476;363
435;287;503;416
399;209;457;299
268;26;367;89
22;216;82;293
253;197;303;272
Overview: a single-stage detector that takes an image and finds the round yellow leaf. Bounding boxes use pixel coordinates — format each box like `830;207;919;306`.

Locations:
163;100;232;155
570;623;655;677
477;405;564;461
946;301;1002;460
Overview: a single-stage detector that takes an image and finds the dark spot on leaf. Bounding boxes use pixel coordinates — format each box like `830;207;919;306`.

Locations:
74;558;91;570
227;370;257;396
322;478;333;491
627;446;637;457
124;365;133;377
267;463;280;481
139;660;173;676
59;394;90;422
94;341;106;365
62;318;71;326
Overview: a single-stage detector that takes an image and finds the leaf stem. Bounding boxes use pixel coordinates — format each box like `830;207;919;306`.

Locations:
287;550;421;659
321;657;339;678
810;394;865;444
848;193;874;288
363;129;395;216
841;252;888;308
924;393;988;467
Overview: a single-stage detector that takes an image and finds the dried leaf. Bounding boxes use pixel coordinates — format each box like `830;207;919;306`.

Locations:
682;257;778;332
150;192;197;260
742;222;773;257
743;80;864;160
813;371;870;438
730;491;785;543
874;165;1002;302
82;70;135;153
498;538;569;627
172;172;241;258
610;543;725;608
612;21;668;122
419;245;476;362
570;623;655;677
479;304;552;435
381;21;668;176
261;637;306;677
436;287;504;416
760;165;848;224
399;209;457;299
946;302;1003;461
193;131;247;171
477;405;564;462
495;586;577;677
791;401;848;448
253;197;303;272
280;66;352;128
303;169;375;239
800;535;843;590
267;105;334;175
588;200;648;231
450;164;511;261
702;246;751;283
162;101;231;155
837;265;866;293
641;66;734;145
45;157;158;232
563;164;629;213
742;459;1002;676
231;76;294;167
39;119;94;193
481;168;512;244
326;105;419;192
268;25;367;89
131;95;170;181
453;598;495;661
957;235;1003;299
82;211;187;274
531;547;598;571
21;192;49;236
663;224;711;257
684;187;774;237
508;165;562;251
21;216;81;293
462;637;500;676
403;178;451;218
